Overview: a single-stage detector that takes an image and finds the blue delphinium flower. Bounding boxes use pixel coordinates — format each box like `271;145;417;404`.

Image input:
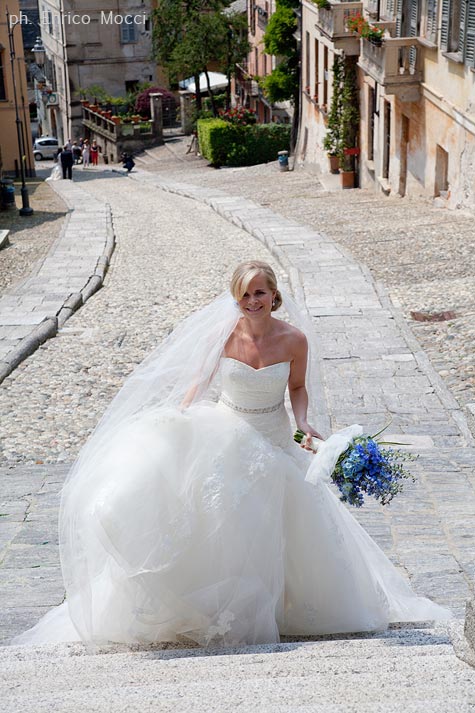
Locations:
331;436;415;507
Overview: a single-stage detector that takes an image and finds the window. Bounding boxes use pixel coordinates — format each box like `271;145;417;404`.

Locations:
125;80;139;94
368;85;376;161
441;0;475;64
250;0;256;35
0;51;6;101
120;16;138;44
397;0;420;37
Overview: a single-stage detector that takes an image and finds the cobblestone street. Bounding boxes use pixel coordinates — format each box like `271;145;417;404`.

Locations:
1;152;475;710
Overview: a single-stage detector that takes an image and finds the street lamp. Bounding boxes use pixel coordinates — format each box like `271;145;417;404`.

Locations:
6;7;33;216
33;36;46;67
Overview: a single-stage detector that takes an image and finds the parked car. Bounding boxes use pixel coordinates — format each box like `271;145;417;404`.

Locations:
33;137;59;160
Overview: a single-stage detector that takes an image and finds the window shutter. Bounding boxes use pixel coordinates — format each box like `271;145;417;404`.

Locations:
440;0;451;49
386;0;395;16
409;0;419;36
459;0;467;54
396;0;403;35
121;18;137;43
464;0;475;64
426;0;437;41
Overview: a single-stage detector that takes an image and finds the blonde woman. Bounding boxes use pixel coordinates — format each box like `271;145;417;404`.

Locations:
13;261;451;647
82;139;90;168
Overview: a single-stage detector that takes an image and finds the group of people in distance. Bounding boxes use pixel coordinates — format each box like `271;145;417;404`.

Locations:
56;139;134;179
57;138;99;179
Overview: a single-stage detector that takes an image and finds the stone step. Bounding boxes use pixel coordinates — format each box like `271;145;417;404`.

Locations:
2;625;473;712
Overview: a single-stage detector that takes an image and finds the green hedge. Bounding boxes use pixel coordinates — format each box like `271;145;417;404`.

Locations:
197;119;291;167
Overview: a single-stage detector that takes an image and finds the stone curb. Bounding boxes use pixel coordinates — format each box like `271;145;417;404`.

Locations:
0;184;116;386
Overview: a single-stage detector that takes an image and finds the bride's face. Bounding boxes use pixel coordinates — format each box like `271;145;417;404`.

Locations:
238;274;276;319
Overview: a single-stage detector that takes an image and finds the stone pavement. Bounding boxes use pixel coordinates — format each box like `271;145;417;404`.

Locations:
0;179;114;384
1;161;475;710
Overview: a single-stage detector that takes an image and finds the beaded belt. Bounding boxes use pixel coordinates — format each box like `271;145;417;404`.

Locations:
220;394;284;414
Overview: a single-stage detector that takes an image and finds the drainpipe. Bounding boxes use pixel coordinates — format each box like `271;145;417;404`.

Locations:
59;0;70;139
290;0;302;166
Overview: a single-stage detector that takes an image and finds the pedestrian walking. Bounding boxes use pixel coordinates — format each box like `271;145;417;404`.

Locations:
59;145;74;180
90;140;99;166
82;139;90;168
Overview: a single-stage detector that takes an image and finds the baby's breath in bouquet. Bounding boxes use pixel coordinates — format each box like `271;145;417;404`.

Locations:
294;423;416;507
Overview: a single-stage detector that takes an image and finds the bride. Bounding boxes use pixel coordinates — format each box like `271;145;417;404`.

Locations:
13;260;451;647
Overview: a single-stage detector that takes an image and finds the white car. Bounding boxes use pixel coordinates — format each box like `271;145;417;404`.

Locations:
33;137;59;160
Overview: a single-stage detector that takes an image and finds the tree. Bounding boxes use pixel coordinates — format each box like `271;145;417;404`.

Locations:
152;1;249;115
261;0;300;148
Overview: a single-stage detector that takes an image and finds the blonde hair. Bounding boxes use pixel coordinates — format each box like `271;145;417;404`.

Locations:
230;261;282;311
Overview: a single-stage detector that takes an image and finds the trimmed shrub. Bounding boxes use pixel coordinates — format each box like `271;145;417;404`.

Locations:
197;119;291;167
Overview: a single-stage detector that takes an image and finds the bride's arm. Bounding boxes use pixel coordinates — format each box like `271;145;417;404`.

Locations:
288;334;325;446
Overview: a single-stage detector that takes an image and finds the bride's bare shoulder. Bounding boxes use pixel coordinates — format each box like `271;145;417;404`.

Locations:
273;320;308;349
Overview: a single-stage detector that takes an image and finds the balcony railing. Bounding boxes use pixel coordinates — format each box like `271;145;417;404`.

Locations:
359;37;423;102
82;106;154;140
315;0;363;55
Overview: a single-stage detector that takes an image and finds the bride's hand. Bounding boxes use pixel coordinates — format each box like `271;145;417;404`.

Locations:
298;423;325;453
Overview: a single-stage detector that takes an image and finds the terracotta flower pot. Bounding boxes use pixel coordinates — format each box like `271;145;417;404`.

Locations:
340;170;355;189
328;154;340;174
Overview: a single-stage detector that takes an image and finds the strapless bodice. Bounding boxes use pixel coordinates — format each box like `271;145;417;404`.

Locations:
220;357;290;409
217;357;292;448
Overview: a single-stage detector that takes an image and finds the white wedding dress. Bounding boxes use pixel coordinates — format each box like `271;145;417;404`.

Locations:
13;356;451;647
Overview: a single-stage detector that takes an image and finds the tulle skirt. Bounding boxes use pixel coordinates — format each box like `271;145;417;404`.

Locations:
12;403;451;647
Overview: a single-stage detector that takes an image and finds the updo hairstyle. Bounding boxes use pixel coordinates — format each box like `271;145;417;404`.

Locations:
230;261;283;312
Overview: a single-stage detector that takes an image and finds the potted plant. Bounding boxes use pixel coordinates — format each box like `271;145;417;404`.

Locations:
313;0;330;8
323;56;344;174
347;13;384;45
110;115;121;125
338;60;360;188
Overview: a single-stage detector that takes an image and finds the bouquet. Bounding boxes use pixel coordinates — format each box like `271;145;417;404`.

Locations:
294;424;416;507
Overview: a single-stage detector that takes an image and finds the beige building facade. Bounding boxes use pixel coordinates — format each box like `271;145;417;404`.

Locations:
0;0;35;176
38;1;156;143
298;0;475;209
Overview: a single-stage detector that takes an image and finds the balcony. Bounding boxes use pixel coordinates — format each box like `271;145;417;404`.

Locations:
314;0;363;55
359;37;423;102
